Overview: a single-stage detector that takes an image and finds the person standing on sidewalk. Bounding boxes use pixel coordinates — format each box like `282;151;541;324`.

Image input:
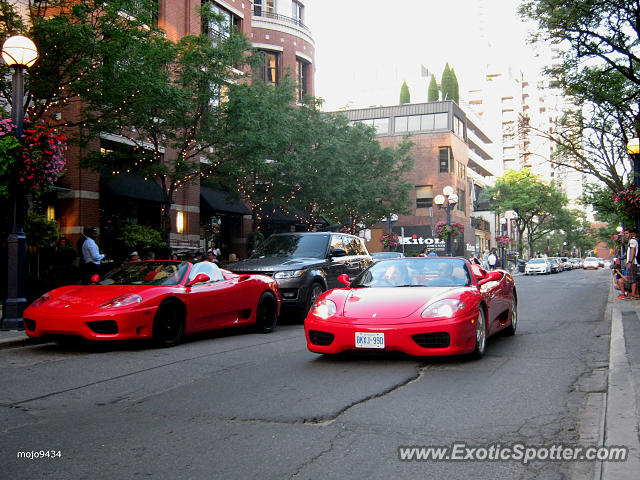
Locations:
625;228;639;299
81;227;105;284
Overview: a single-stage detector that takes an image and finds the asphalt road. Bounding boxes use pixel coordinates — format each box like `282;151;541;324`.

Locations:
0;268;611;480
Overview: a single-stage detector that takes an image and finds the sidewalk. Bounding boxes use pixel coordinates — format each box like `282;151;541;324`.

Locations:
602;284;640;479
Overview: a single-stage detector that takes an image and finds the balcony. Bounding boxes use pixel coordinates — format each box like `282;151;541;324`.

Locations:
471;217;491;231
253;9;310;33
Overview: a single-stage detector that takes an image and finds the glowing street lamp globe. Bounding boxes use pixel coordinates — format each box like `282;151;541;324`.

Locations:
442;185;454;196
434;194;445;206
1;35;38;68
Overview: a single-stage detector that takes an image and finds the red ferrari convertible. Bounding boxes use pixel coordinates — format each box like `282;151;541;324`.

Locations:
304;257;516;358
23;261;280;347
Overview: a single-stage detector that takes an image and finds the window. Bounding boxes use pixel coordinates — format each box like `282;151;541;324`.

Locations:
254;0;275;17
439;147;452;173
415;185;433;208
202;1;240;39
295;58;309;101
456;161;466;179
356;118;389;135
457;188;466;212
256;50;279;84
453;115;464;137
292;0;304;24
433;113;448;129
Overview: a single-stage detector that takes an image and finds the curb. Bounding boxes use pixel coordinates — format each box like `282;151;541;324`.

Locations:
602;292;640;479
0;333;52;350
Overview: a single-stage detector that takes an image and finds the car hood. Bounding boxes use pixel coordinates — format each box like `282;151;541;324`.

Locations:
229;257;326;272
31;285;168;313
333;287;469;323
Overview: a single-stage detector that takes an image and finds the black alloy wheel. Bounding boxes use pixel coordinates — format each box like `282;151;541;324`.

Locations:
152;302;185;347
255;291;278;333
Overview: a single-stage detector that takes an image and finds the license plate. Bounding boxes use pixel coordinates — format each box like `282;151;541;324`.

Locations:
355;332;385;349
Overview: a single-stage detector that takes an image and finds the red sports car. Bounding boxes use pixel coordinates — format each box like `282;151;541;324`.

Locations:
304;257;516;358
23;260;280;347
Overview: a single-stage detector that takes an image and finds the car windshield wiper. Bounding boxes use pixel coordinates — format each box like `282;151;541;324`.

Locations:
395;284;425;288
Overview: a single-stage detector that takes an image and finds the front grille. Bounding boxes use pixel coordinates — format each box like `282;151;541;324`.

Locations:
412;332;450;348
308;330;334;346
23;318;36;331
87;320;119;335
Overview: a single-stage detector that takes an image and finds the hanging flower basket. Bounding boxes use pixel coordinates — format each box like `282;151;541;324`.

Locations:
0;117;67;197
613;185;640;222
380;232;400;248
434;221;464;239
495;235;513;248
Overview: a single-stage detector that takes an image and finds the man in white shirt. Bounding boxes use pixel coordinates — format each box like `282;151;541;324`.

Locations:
82;227;105;283
625;228;638;299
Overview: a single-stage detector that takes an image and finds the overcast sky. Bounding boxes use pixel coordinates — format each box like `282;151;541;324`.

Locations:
311;0;541;111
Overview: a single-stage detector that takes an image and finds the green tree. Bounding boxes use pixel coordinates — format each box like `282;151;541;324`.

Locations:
519;0;640;195
80;5;255;238
450;68;459;104
399;80;410;104
440;63;452;101
486;169;569;257
428;74;439;102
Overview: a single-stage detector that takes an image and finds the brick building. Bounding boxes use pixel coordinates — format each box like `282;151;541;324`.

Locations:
338;101;501;256
48;0;316;259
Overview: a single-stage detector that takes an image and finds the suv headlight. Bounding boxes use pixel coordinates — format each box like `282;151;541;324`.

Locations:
274;270;306;279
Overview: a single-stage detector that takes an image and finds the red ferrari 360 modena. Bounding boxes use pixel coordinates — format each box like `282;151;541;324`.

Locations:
304;257;517;358
23;261;281;347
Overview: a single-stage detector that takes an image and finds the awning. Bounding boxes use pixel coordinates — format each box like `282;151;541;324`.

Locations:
105;174;164;203
200;187;252;215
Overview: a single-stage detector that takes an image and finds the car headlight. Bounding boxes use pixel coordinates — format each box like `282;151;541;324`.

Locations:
30;292;52;308
309;299;337;319
421;299;466;318
274;270;306;279
99;294;143;309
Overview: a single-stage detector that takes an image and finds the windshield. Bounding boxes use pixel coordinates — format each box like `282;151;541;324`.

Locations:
372;252;403;259
98;261;190;286
252;234;330;259
351;258;471;288
528;259;546;264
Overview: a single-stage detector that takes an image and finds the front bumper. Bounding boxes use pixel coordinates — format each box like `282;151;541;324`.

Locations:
23;306;157;341
304;311;479;357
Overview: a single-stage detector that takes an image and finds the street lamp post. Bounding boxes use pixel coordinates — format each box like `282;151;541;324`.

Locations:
627;137;640;231
547;235;551;257
1;35;38;330
434;186;459;256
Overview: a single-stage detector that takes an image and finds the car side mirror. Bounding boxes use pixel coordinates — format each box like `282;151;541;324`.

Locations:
186;273;210;287
478;270;502;286
91;274;100;283
330;248;347;258
338;274;351;287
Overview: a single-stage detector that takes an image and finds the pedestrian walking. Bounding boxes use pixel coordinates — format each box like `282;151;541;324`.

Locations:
81;227;105;284
482;250;490;270
625;228;639;299
488;250;497;270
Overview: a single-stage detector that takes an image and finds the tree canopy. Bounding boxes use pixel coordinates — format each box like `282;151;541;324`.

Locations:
428;74;439;102
519;0;640;197
485;169;570;257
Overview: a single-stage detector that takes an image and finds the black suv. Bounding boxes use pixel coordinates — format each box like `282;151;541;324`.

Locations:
228;232;372;316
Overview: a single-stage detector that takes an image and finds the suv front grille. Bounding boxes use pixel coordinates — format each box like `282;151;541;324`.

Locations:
308;330;334;346
412;332;450;348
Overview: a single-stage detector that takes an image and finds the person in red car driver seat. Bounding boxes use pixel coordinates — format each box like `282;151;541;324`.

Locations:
625;228;639;300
